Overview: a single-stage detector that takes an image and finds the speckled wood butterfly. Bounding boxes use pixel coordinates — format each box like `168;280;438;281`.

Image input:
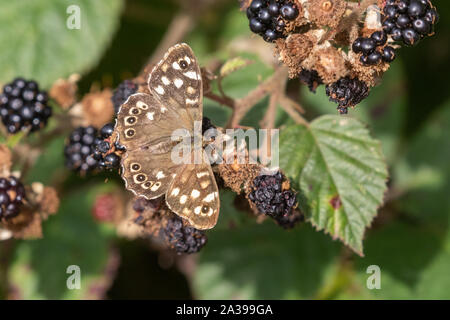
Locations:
115;43;220;229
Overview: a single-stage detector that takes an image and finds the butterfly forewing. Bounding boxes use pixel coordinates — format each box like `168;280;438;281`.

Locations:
148;43;203;125
166;155;220;230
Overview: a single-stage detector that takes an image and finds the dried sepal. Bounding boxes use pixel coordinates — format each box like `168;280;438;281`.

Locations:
302;45;348;84
276;32;316;78
306;0;347;29
49;74;80;109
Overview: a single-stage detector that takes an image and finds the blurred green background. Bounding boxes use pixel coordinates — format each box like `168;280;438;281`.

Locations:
0;0;449;299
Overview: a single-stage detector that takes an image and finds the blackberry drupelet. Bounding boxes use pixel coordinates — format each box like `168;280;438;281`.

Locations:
246;0;299;42
299;69;323;93
248;172;299;228
0;176;26;219
0;77;52;134
111;80;138;113
325;77;369;114
64;126;99;174
381;0;438;46
162;216;208;254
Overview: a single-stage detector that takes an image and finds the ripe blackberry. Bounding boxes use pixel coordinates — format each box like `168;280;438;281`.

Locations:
298;69;323;93
202;117;216;135
325;77;369;114
64;126;99;174
246;0;299;43
111;80;138;113
0;78;52;134
0;176;26;219
162;216;207;254
93;123;122;171
381;0;438;47
248;172;299;229
352;30;391;66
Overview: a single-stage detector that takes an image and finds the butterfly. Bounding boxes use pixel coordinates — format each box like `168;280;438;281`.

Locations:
115;43;220;230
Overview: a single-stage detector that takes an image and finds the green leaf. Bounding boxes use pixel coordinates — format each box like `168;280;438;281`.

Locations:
338;222;450;299
394;100;450;225
193;222;340;299
0;0;123;88
279;116;388;255
8;186;113;299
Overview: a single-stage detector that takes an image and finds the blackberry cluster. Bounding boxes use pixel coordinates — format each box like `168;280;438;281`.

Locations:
92;123;122;171
246;0;299;42
64;126;99;174
299;69;323;93
325;77;369;114
65;123;122;174
0;176;26;219
352;31;396;65
0;78;52;134
382;0;438;46
162;216;207;254
248;172;299;228
111;80;138;113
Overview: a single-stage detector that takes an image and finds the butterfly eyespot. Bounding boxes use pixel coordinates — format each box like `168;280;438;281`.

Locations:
201;205;209;213
131;163;141;172
134;174;147;183
126;116;137;125
125;129;135;137
179;59;188;69
130;107;141;115
144;182;152;188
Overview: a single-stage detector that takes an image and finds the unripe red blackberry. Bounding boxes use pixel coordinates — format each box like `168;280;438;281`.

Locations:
162;216;208;254
325;77;369;114
0;78;52;134
111;80;138;114
0;176;26;219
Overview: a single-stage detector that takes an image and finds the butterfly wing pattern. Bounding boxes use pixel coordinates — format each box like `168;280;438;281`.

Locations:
116;43;220;230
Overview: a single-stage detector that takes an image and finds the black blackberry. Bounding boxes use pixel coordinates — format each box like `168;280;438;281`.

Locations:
202;117;216;135
381;0;438;47
246;0;299;43
325;77;369;114
298;69;323;93
248;172;299;228
93;123;122;171
111;80;138;113
162;216;207;254
64;126;99;174
0;77;52;134
0;176;26;219
352;30;391;66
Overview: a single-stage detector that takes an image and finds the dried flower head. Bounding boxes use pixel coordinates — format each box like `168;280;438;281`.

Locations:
306;0;347;29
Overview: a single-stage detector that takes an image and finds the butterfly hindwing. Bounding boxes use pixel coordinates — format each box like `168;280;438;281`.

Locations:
166;155;220;230
121;151;180;200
